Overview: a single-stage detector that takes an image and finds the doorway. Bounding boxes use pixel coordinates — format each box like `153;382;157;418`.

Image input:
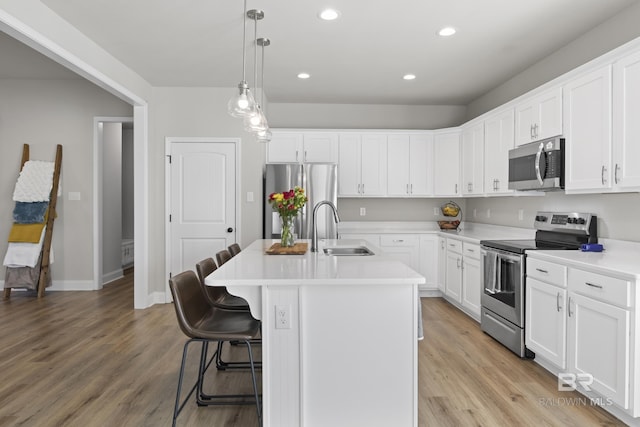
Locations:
95;117;134;289
165;137;240;301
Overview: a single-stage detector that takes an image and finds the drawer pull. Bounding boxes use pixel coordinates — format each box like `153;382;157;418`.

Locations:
568;296;573;317
556;292;561;312
585;282;603;289
535;268;548;274
467;249;475;253
393;239;404;243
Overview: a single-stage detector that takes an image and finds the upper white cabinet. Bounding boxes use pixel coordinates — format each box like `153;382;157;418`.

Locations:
387;134;434;197
267;131;338;164
338;133;387;197
515;86;563;146
433;130;461;197
461;122;484;196
564;65;612;192
612;49;640;191
483;108;515;195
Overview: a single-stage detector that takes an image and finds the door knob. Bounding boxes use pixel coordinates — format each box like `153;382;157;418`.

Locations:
227;227;234;233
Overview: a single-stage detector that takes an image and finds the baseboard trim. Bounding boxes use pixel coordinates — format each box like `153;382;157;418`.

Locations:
0;280;97;292
103;268;124;285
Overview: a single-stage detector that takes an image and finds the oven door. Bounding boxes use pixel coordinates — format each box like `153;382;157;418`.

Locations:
480;246;524;327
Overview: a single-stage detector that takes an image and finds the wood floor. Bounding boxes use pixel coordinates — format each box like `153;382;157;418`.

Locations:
0;272;625;426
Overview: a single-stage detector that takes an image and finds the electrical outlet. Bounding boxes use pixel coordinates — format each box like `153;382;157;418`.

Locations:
360;207;366;216
246;191;254;202
275;305;291;329
518;209;524;221
473;208;477;218
433;207;439;216
486;209;491;218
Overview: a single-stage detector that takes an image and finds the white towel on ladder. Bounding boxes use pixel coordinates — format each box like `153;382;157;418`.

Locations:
12;160;58;202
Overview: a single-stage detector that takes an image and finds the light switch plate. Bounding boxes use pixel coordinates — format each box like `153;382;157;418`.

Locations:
68;191;81;201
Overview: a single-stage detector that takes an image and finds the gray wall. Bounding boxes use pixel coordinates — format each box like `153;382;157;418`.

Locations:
122;126;134;240
270;103;467;130
0;79;133;283
339;198;466;222
465;1;640;121
102;122;123;281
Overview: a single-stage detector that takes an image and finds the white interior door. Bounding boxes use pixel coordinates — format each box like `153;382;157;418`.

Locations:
167;140;236;299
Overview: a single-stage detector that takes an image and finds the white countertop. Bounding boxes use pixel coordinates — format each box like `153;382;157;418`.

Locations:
339;221;536;243
205;239;426;287
527;239;640;280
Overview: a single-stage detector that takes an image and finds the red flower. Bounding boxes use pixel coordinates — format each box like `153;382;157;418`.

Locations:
269;193;275;200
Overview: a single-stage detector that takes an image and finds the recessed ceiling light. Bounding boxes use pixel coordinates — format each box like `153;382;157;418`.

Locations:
403;74;416;80
298;73;311;79
319;9;340;21
438;26;456;37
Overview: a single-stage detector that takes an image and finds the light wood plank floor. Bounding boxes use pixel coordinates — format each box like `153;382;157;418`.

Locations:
0;272;625;426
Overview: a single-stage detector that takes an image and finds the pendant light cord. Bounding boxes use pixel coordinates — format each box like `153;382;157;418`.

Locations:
253;13;258;99
260;42;265;108
241;0;247;82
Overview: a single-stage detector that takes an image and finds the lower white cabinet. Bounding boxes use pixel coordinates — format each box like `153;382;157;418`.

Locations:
461;242;481;319
567;290;630;409
526;277;567;368
526;254;637;418
445;239;462;302
437;237;446;292
379;234;420;274
418;235;438;291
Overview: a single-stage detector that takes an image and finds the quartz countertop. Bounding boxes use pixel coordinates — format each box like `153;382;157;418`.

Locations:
204;239;425;287
527;239;640;280
338;221;535;243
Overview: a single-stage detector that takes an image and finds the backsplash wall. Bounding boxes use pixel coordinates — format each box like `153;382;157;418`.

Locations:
338;198;467;222
466;192;640;242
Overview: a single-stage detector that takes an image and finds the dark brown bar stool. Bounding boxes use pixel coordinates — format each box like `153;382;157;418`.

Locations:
169;270;262;427
195;257;250;311
228;243;242;257
216;249;232;266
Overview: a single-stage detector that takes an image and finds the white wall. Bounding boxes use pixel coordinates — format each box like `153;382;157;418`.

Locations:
150;87;266;294
270;103;467;130
102;122;123;282
0;79;133;284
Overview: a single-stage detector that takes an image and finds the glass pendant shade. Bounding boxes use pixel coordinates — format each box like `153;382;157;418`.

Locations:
227;82;256;118
256;128;272;143
244;104;268;132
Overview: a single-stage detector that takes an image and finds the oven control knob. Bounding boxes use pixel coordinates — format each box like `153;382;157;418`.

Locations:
577;218;586;225
536;215;547;222
567;218;575;224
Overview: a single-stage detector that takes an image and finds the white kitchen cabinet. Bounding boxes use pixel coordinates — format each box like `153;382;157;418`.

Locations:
461;242;481;319
484;107;515;195
339;233;380;246
564;65;612;192
418;234;438;292
437;237;446;292
267;131;338;164
122;239;134;267
387;134;433;197
433;130;461;197
526;277;567;369
444;238;462;302
612;49;640;191
567;291;630;409
338;133;387;197
379;234;420;272
515;86;563;146
461;122;484;196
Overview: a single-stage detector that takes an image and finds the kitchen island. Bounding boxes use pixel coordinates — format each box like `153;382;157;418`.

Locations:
205;239;425;427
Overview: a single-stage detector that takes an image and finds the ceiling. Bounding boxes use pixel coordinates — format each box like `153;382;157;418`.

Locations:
2;0;639;105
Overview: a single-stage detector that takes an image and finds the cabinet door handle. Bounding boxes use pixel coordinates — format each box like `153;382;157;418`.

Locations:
530;124;534;139
585;282;603;289
441;241;445;249
296;150;299;161
601;165;607;186
568;296;573;317
495;179;499;191
461;260;464;270
456;258;461;269
410;183;413;194
535;268;548;274
357;184;361;194
362;184;365;194
615;163;620;184
556;292;562;312
406;184;409;194
466;249;475;253
304;150;308;161
455;183;458;194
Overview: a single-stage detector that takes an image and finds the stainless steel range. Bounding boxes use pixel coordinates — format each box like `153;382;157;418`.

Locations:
479;211;598;358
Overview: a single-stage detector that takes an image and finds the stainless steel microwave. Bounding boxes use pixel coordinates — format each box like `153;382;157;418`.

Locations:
508;137;564;191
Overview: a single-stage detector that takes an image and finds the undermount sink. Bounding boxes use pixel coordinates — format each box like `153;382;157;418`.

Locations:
323;246;374;256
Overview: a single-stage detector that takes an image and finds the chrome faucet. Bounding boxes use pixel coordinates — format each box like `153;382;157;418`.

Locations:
311;200;340;252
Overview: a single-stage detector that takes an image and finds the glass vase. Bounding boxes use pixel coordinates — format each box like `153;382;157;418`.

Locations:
280;216;295;247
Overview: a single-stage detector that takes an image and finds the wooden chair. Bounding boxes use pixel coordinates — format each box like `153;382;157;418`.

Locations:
169;271;262;427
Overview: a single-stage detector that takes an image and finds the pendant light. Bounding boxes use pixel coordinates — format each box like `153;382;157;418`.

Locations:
244;10;268;133
255;38;272;142
227;0;256;118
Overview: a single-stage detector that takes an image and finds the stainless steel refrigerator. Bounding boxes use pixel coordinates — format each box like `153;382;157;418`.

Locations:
264;163;338;240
